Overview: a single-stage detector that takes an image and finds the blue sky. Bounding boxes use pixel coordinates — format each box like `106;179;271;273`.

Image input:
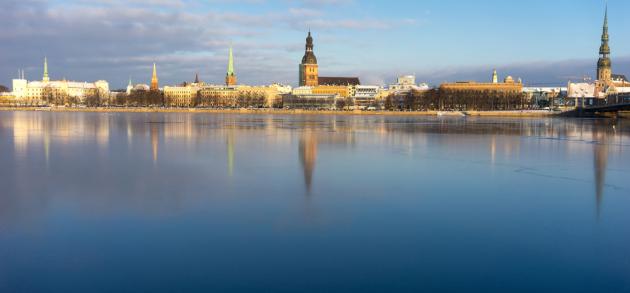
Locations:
1;0;626;88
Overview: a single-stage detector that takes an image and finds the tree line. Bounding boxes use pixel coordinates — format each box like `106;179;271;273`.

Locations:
384;89;529;111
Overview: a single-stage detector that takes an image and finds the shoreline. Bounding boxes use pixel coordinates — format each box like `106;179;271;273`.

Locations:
0;107;570;118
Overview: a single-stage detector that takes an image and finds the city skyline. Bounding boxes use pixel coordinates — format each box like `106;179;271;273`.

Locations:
1;0;628;88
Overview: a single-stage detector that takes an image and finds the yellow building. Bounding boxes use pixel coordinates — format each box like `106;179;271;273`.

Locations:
312;85;351;97
197;85;286;108
163;85;201;107
440;73;523;94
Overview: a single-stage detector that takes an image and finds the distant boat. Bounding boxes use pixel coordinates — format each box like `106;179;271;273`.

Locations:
437;111;468;117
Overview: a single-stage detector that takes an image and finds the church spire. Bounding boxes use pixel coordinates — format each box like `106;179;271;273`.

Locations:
225;45;237;86
151;63;159;91
43;57;50;82
227;45;234;76
127;77;133;95
597;4;612;83
492;69;498;83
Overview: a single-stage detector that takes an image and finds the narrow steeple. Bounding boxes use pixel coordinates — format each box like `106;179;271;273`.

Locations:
127;77;133;95
225;45;237;86
492;69;498;83
194;72;200;84
43;57;50;82
151;63;159;91
227;45;234;76
597;3;612;83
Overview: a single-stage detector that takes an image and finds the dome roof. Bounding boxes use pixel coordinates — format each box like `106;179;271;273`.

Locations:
302;52;317;64
133;84;150;91
598;58;611;67
504;76;514;83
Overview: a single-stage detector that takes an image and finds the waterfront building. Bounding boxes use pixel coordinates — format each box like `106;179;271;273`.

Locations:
568;82;597;107
10;58;109;105
292;86;313;95
352;85;380;108
439;70;522;94
283;93;340;110
150;63;159;91
197;85;285;108
164;85;201;107
312;85;351;97
389;75;430;93
226;46;237;86
522;87;567;108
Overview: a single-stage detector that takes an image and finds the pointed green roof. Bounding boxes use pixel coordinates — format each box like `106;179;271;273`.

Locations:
227;45;235;76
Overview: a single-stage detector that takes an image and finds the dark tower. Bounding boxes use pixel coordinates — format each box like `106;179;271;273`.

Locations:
299;31;319;86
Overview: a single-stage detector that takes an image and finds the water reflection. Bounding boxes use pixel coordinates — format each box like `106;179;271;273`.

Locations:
1;112;629;220
299;131;317;193
151;123;159;165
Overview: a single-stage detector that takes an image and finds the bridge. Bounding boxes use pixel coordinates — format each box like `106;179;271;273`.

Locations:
564;95;630;117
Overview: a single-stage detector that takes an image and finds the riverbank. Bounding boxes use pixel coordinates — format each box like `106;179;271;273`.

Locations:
0;107;567;118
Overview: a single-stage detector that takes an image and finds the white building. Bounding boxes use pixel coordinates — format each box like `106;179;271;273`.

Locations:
352;85;380;108
291;86;313;95
11;58;109;105
389;75;430;92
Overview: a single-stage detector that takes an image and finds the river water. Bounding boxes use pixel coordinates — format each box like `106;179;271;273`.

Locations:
0;111;629;292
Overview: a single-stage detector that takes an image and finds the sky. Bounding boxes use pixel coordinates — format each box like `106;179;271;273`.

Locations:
1;0;628;89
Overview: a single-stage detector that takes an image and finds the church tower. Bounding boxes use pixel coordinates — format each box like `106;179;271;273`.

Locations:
492;69;498;83
151;63;159;91
299;31;319;87
43;57;50;82
226;46;237;86
126;77;133;95
597;6;612;84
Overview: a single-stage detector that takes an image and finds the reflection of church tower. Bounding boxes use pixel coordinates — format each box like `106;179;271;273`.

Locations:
151;63;159;91
597;6;612;84
151;124;159;164
593;125;609;218
299;31;319;86
299;133;318;193
227;132;234;177
226;46;237;86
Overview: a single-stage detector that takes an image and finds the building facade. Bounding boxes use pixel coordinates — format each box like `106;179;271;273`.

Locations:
439;70;523;95
10;58;109;105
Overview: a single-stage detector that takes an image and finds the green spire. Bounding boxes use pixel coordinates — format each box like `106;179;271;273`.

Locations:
227;45;234;76
43;57;49;82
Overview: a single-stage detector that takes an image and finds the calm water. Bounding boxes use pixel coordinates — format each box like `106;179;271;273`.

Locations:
0;111;629;292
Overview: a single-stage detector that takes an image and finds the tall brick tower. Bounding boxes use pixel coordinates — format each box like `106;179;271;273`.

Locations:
299;31;318;87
